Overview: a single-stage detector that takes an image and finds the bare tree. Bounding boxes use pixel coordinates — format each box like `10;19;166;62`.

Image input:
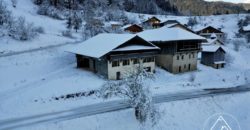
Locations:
99;64;160;126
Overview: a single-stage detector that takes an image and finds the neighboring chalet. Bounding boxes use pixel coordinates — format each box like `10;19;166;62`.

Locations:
160;20;180;27
109;21;123;30
122;24;143;33
201;45;226;69
141;16;161;29
164;23;195;33
67;34;159;80
196;26;224;40
138;27;206;74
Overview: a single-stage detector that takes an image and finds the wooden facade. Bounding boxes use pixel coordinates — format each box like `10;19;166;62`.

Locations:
201;47;226;69
123;24;143;33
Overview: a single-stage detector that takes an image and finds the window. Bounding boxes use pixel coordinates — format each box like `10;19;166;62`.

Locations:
122;59;130;66
193;53;195;58
143;57;154;63
133;59;139;64
181;55;184;60
112;61;120;67
184;64;186;69
177;55;179;60
189;54;191;59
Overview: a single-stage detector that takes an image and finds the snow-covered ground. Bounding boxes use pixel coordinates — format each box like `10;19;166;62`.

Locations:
1;1;250;129
0;0;81;54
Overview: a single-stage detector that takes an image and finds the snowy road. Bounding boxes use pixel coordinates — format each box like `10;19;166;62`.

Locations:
0;40;81;58
0;84;250;130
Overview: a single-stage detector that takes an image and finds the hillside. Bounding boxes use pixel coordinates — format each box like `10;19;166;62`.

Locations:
167;0;247;15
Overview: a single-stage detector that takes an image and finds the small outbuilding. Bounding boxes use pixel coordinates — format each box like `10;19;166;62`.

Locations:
201;45;226;69
66;34;160;80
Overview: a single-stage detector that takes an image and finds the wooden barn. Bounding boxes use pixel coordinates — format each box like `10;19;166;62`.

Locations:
122;24;143;33
139;26;206;74
67;34;159;80
196;26;224;40
142;16;161;29
201;45;226;69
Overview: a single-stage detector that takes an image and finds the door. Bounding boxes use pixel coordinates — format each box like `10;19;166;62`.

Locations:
82;58;90;68
179;66;182;73
188;64;191;71
116;72;121;80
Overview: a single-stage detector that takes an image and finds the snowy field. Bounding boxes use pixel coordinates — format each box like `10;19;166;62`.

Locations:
1;0;250;129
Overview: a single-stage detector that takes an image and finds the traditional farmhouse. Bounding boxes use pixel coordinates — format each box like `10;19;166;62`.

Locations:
141;16;161;29
138;27;206;74
67;34;160;80
196;26;224;40
122;24;143;33
201;45;226;69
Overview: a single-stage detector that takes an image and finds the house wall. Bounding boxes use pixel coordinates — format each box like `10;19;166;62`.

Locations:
172;52;198;73
156;52;198;73
201;52;214;65
107;57;156;80
214;50;225;62
156;54;173;72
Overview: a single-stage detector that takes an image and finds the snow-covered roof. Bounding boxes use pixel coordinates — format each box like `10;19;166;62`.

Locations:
66;33;158;58
243;25;250;31
138;26;206;42
202;45;225;52
211;33;217;38
112;45;159;52
109;21;122;25
164;23;178;28
214;61;226;64
202;38;224;45
122;24;132;29
122;24;142;30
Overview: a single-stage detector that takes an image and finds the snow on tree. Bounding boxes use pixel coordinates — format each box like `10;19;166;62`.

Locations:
187;17;198;29
99;64;160;126
0;0;13;26
82;18;105;40
70;11;82;32
9;17;38;41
